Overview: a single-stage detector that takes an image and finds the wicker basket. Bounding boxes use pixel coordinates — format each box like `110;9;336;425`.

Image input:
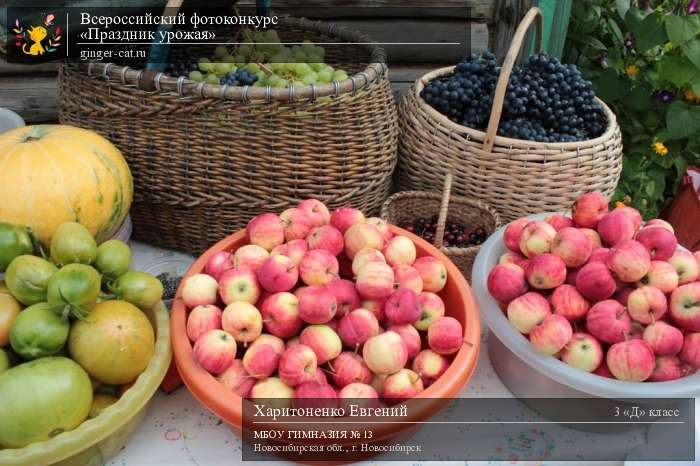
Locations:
396;7;623;223
58;16;398;254
381;173;501;281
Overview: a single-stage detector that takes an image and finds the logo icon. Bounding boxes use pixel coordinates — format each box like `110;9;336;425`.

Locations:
13;14;61;56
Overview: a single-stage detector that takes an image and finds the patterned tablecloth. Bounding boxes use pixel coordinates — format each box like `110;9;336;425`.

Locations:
108;241;697;466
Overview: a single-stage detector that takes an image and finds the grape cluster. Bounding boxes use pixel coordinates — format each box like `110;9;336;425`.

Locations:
259;62;348;88
422;52;499;129
164;47;199;78
421;51;607;143
164;29;348;91
219;69;258;86
157;272;182;301
401;216;488;248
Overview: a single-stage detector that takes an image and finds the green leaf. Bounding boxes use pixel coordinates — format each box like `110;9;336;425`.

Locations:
659;55;697;88
645;178;658;198
691;77;700;96
665;15;699;46
681;40;700;69
642;110;660;129
616;0;630;20
594;68;628;102
674;157;688;188
655;128;672;141
666;100;700;139
583;36;608;50
653;150;676;168
649;167;667;189
635;12;668;52
622;83;653;111
625;7;645;34
608;18;624;44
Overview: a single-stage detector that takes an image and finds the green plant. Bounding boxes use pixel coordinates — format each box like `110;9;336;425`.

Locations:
565;0;700;218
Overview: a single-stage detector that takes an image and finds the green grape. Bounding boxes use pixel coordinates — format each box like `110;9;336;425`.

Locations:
302;40;315;52
214;45;228;58
268;75;282;87
292;50;306;62
269;44;285;54
276;78;289;88
310;62;325;72
188;70;204;82
233;54;246;66
239;44;253;55
271;52;290;64
294;63;312;75
332;70;348;81
301;72;318;85
223;54;236;63
198;57;213;73
213;62;231;75
245;63;261;73
313;46;325;58
317;69;332;83
269;62;285;72
306;54;323;65
292;80;304;87
205;73;220;84
256;71;267;82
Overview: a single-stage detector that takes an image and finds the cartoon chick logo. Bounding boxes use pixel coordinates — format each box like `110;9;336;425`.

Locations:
13;14;61;56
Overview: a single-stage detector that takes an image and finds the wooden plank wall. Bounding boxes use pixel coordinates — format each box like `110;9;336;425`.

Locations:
0;0;532;123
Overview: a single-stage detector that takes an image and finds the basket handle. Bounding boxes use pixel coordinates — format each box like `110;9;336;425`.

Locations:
433;172;453;249
482;7;543;153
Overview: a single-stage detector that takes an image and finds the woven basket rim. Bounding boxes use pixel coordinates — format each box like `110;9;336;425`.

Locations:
381;189;502;255
383;189;501;211
76;15;388;103
413;65;619;151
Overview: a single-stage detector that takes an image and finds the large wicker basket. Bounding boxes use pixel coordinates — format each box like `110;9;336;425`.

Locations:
396;8;623;223
58;16;398;254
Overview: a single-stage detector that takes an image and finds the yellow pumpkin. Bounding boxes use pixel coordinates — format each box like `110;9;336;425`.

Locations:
0;125;132;247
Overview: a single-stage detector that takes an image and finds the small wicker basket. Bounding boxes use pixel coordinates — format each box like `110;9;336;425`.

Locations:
396;7;623;223
381;173;501;281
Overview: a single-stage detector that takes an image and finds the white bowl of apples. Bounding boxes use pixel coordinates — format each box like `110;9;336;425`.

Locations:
472;192;700;398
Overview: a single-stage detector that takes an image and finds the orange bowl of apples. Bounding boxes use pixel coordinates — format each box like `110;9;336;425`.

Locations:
170;200;480;459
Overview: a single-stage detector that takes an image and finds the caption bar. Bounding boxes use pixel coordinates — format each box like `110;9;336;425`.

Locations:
242;397;695;462
6;6;470;65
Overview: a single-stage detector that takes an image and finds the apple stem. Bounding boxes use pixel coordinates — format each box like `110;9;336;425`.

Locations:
326;361;335;373
650;312;656;325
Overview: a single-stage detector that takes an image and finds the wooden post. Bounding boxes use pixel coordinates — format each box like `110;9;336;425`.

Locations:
491;0;533;62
